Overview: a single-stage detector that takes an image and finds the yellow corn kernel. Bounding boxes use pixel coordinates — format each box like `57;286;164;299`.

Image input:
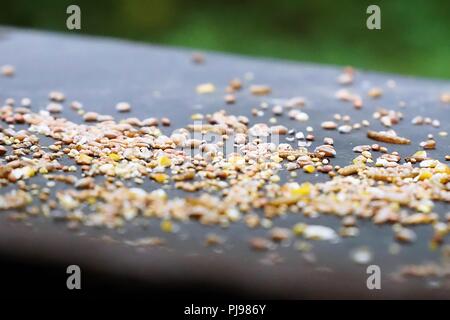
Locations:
292;223;307;236
291;182;311;197
158;155;172;167
161;220;173;233
151;173;168;183
108;153;121;161
418;169;432;180
76;153;92;165
303;165;315;173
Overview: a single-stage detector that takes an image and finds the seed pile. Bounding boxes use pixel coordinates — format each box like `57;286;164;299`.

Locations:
0;65;449;257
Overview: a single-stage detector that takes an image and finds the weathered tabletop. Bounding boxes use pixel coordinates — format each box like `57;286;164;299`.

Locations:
0;27;449;298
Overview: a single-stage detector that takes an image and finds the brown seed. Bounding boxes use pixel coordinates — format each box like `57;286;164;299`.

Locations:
142;117;158;126
103;131;119;139
229;78;242;91
314;145;336;157
321;121;337;130
249;237;272;251
250;85;271;96
368;87;383;98
14;114;24;123
338;164;360;176
1;65;15;77
125;117;142;126
353;98;363;109
270;125;288;135
0;145;7;156
421;139;436;150
270;228;291;242
441;93;450;103
285;97;305;108
83;112;98;122
204;233;224;246
75;177;95;189
367;130;410;144
161;117;171;126
319;165;333;173
244;214;260;228
191;52;205;64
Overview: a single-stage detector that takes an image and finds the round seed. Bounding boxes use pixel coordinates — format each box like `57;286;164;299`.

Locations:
116;102;131;112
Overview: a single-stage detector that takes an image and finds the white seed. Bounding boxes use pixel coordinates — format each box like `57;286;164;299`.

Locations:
1;65;15;76
21;98;31;108
295;112;309;122
272;105;283;115
49;91;66;102
46;103;63;113
338;124;352;134
321;121;337;130
350;247;373;264
295;131;305;140
196;83;216;94
116;102;131;112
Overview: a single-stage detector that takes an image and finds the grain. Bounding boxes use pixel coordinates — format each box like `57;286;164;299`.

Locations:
250;85;271;96
115;102;131;112
367;130;411;144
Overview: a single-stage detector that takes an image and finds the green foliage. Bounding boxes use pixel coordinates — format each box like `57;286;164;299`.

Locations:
1;0;449;78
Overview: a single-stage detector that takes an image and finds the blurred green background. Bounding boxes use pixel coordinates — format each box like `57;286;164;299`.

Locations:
1;0;449;78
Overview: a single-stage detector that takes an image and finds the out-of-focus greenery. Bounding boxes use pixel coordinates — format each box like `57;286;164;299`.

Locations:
1;0;449;78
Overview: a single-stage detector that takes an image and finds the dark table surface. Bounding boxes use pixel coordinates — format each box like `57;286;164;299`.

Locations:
0;27;449;299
